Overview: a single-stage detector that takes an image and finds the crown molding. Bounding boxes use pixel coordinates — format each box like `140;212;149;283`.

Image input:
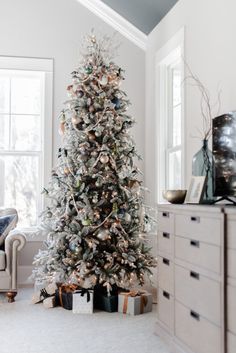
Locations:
76;0;147;50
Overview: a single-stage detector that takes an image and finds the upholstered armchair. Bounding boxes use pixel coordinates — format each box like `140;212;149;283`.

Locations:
0;208;26;302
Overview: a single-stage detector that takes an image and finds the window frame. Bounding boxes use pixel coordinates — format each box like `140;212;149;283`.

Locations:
155;28;185;203
0;56;53;231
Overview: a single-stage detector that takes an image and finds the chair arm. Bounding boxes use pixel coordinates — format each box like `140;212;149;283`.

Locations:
5;231;26;254
5;231;26;287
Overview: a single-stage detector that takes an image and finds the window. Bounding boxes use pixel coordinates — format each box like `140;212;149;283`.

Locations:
167;60;182;190
0;57;53;228
156;28;185;202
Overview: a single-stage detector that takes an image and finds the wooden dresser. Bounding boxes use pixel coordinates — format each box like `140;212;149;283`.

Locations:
156;204;228;353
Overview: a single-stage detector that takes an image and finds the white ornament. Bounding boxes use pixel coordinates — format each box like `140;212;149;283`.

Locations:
99;75;108;86
100;155;109;164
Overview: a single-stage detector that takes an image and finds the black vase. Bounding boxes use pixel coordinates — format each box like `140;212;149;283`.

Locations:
192;139;215;203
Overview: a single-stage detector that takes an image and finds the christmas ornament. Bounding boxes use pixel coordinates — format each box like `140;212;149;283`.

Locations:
47;211;53;218
100;155;109;164
82;219;91;226
99;75;108;86
87;132;96;141
97;228;110;241
72;115;81;125
85;66;93;74
64;167;70;175
111;97;121;110
77;90;84;98
124;213;131;223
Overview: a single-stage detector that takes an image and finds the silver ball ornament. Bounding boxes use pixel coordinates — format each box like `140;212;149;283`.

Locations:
47;211;53;218
124;213;131;223
97;228;110;241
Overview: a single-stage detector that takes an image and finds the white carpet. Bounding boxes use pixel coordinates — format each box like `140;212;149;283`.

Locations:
0;288;170;353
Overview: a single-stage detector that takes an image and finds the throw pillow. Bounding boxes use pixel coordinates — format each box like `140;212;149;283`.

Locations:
0;214;17;247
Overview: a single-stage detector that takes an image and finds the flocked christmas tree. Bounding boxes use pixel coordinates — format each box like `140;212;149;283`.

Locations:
32;33;156;293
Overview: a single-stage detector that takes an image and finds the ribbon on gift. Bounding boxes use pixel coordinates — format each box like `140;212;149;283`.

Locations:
121;290;148;314
39;288;52;300
58;284;78;307
60;284;78;293
76;288;91;303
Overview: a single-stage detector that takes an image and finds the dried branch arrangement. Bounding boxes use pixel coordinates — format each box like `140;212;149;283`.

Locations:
183;60;221;140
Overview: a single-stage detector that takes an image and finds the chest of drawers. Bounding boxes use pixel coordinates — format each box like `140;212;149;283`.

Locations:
224;208;236;353
156;204;225;353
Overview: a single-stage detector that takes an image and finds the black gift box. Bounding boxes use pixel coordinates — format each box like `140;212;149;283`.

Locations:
94;292;118;312
94;285;121;312
55;288;73;310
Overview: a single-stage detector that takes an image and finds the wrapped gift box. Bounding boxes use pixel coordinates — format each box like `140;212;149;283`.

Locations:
118;290;152;315
55;284;78;310
94;292;118;312
94;285;119;312
73;289;93;314
32;282;58;304
43;296;56;309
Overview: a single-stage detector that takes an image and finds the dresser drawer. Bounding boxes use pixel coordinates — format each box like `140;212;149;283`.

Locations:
228;331;236;353
175;264;221;325
157;287;174;332
228;284;236;335
228;249;236;279
157;255;174;295
157;230;174;255
227;220;236;250
175;301;221;353
175;214;221;246
157;210;174;233
175;236;221;274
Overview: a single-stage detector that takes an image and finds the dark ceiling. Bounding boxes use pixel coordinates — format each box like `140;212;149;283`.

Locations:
101;0;179;34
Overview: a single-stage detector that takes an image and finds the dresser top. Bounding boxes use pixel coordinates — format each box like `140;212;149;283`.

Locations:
157;203;224;214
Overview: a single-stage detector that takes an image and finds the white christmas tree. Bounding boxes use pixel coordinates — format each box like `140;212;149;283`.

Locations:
32;33;156;293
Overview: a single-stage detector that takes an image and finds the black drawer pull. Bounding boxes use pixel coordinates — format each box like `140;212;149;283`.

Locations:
190;216;200;223
162;212;169;218
163;232;170;239
190;271;200;280
163;291;170;300
190;240;200;248
163;258;170;266
190;310;200;321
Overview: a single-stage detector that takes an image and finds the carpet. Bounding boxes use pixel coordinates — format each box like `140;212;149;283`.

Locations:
0;288;170;353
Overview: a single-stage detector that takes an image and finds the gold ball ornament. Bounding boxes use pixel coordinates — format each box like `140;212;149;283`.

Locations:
100;155;109;164
64;167;70;175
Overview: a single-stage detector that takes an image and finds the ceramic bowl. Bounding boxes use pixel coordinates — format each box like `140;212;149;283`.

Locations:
162;190;187;204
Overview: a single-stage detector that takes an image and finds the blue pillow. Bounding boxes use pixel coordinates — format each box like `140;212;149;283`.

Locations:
0;215;16;246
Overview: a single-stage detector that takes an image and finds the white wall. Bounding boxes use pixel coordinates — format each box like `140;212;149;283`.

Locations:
145;0;236;207
0;0;145;283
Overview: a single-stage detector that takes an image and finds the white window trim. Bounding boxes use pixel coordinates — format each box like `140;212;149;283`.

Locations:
0;56;53;235
155;27;185;203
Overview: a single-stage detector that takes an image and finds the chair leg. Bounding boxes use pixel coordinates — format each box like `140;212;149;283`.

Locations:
6;291;17;303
